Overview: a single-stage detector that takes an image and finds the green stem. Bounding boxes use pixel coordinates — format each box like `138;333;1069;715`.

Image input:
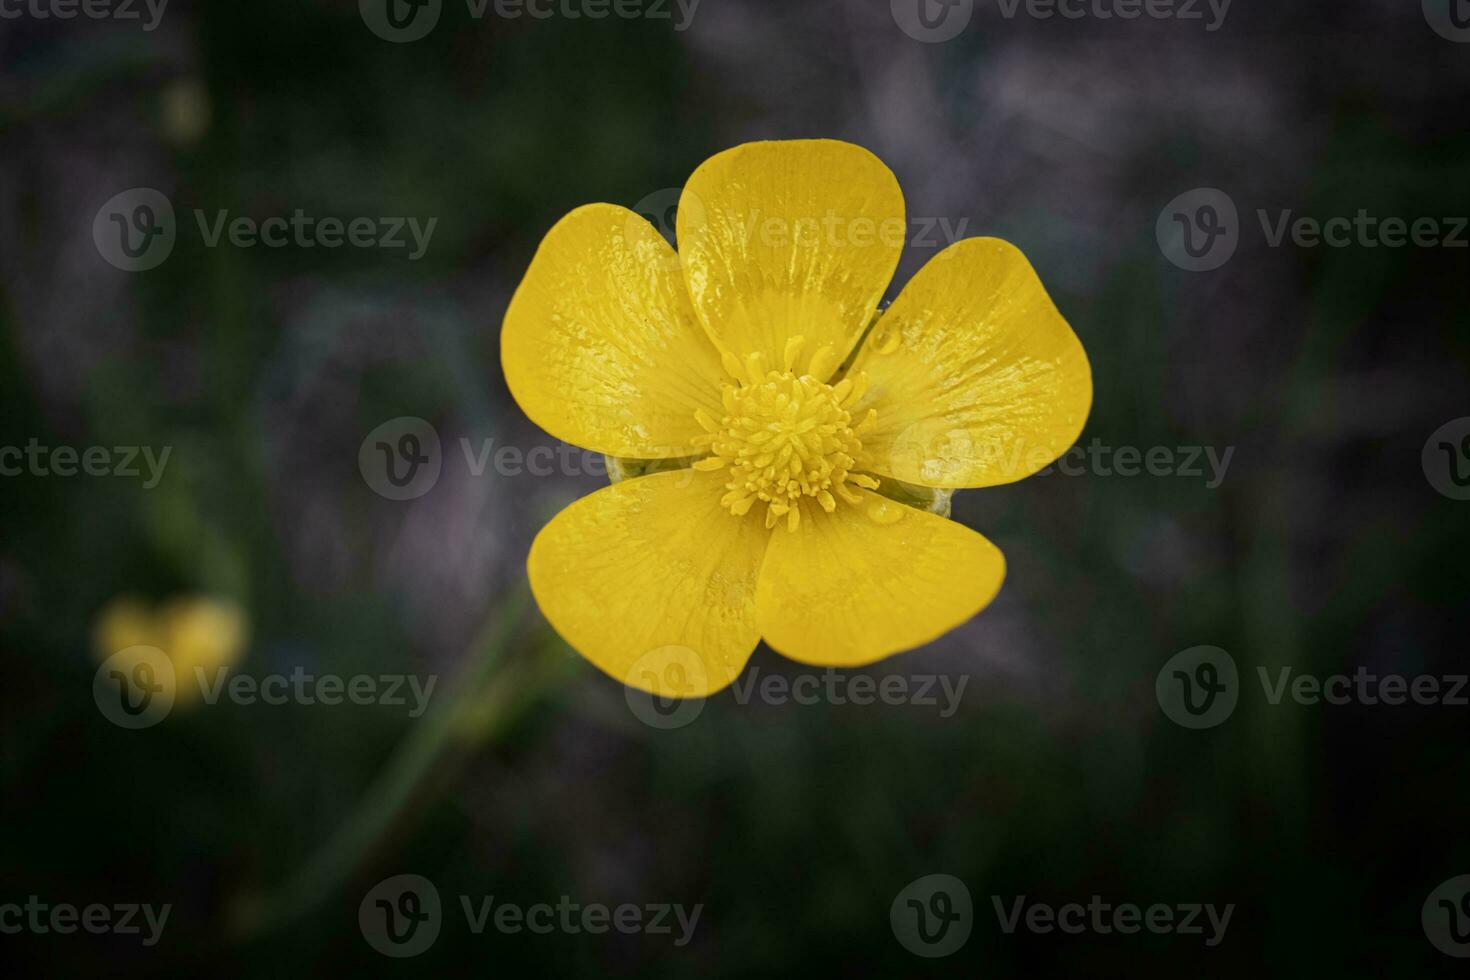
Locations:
230;588;531;938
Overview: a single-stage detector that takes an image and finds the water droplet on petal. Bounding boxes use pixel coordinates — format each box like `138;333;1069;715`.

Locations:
866;498;904;525
870;321;901;355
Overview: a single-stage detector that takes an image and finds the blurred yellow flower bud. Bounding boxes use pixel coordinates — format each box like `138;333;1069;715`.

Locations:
161;597;248;699
93;595;249;708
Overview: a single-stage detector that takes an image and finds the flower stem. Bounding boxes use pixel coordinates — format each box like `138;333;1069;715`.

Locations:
230;587;533;939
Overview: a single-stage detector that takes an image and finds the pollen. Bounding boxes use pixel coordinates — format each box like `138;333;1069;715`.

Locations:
691;341;880;532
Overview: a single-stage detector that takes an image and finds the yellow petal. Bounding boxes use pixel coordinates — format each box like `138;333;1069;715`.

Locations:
527;469;769;696
502;203;727;458
755;492;1005;667
161;597;248;676
851;237;1092;487
677;139;904;376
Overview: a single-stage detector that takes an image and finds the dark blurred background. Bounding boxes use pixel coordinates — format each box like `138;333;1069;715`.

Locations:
2;0;1468;975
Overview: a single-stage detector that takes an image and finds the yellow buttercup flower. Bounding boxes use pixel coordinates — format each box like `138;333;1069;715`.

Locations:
502;139;1091;697
94;595;248;706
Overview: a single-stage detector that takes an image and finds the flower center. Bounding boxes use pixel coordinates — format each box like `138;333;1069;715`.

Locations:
691;340;879;531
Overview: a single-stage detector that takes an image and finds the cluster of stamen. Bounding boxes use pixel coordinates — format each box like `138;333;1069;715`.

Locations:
691;337;879;531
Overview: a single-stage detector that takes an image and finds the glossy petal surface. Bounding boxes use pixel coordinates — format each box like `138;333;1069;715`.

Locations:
677;140;904;375
755;492;1006;666
850;237;1092;487
528;469;770;695
502;204;727;457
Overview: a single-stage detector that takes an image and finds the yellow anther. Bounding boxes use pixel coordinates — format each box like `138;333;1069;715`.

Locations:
782;335;805;372
807;345;838;381
721;350;747;384
693;363;880;531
